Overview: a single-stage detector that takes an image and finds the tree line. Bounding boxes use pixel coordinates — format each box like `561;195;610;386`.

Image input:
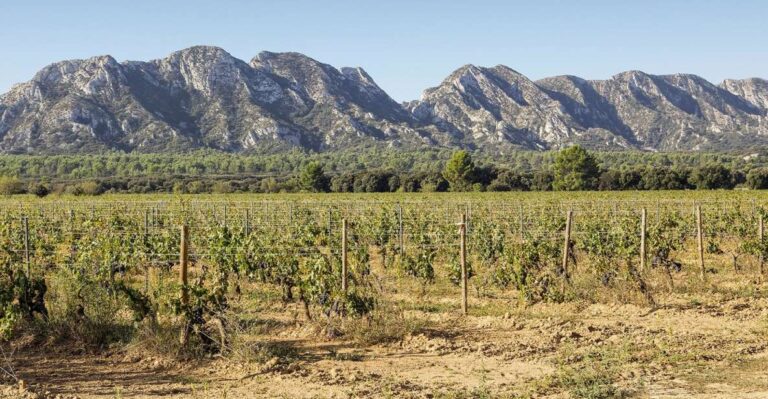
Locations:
298;146;768;193
1;146;768;195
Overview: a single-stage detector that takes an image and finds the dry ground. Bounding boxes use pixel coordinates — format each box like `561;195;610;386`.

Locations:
3;253;768;398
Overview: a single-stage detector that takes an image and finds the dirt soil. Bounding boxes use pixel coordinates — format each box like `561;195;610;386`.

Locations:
3;284;768;399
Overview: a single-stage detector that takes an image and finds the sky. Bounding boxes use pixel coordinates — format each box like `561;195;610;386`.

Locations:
0;0;766;101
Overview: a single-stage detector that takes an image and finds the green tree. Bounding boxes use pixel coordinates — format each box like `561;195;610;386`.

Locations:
552;145;599;191
692;164;734;189
299;162;329;192
747;168;768;189
442;151;476;191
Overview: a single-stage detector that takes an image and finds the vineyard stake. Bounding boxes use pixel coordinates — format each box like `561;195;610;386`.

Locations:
341;219;348;293
562;210;573;282
467;203;472;234
245;208;251;236
398;205;404;256
655;202;660;225
23;216;31;304
640;208;647;273
460;213;468;316
179;225;189;345
519;204;524;241
23;216;30;280
759;216;765;276
143;210;149;293
696;205;705;280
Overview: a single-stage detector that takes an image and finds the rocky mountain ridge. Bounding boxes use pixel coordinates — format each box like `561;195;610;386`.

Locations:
1;45;766;154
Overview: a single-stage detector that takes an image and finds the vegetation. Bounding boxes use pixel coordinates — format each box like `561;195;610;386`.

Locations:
0;146;766;194
299;162;329;192
553;145;600;191
442;150;476;191
0;192;766;349
0;192;767;397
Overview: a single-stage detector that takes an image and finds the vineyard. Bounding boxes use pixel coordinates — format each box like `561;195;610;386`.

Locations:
2;192;768;398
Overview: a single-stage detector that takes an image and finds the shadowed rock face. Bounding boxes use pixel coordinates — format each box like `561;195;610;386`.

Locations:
1;46;767;154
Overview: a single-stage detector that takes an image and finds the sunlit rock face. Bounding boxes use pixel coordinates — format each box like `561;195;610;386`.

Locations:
1;47;766;154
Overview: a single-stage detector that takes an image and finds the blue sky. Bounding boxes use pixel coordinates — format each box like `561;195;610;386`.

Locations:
1;0;766;101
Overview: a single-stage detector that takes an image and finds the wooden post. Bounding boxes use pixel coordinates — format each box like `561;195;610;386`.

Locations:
466;203;472;234
398;205;404;256
22;216;32;299
244;208;251;236
341;219;348;293
640;208;647;273
223;205;228;228
288;203;294;238
179;225;189;345
460;213;468;316
23;217;30;286
696;205;705;280
519;204;525;241
759;216;765;275
562;210;573;281
143;210;149;293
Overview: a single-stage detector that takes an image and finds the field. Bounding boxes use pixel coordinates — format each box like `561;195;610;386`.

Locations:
1;191;768;398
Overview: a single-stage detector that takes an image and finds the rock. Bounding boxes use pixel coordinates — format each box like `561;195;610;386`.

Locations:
2;46;766;154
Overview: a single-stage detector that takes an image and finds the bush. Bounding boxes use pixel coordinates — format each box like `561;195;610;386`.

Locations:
259;177;280;193
75;181;103;196
211;181;234;194
490;170;531;191
186;181;207;194
691;164;734;189
30;183;50;197
747;168;768;189
0;176;25;195
330;174;355;193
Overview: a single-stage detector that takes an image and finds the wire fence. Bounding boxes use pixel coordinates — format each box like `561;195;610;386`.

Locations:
2;198;765;270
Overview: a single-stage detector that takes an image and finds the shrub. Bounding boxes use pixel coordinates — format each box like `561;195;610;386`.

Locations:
76;181;103;196
746;168;768;189
211;181;234;194
0;176;25;195
30;183;50;198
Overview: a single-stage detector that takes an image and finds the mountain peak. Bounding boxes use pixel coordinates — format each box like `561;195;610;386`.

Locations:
1;46;767;154
340;66;374;84
169;45;232;58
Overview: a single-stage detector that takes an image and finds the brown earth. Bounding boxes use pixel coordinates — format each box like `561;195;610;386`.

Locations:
2;260;768;398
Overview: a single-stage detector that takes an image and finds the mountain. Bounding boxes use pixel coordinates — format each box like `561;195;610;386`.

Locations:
413;67;768;152
1;46;767;154
0;46;432;154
